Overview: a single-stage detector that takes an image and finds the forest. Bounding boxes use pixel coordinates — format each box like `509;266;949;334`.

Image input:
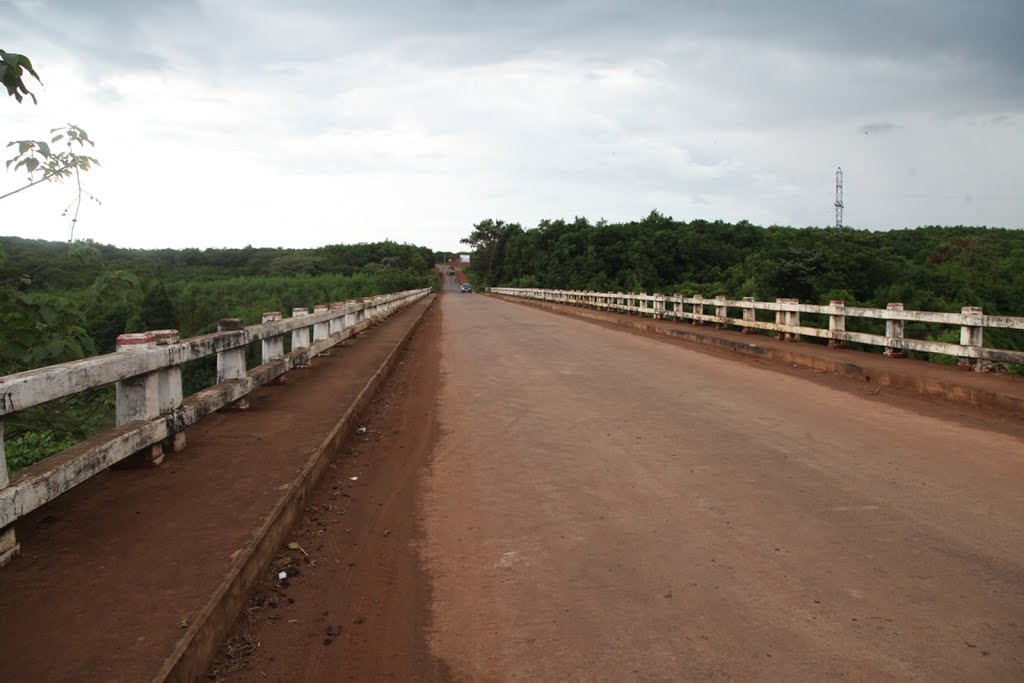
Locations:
0;237;439;470
462;212;1024;317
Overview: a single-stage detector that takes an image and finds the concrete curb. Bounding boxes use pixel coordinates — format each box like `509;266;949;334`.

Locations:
152;295;437;683
489;294;1024;417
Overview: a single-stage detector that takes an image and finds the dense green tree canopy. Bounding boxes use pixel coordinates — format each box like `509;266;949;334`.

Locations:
464;211;1024;320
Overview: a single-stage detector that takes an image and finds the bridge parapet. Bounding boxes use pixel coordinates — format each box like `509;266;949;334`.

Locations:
488;287;1024;368
0;288;430;566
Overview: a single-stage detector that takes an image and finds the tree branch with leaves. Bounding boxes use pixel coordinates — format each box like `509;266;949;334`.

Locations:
1;49;41;104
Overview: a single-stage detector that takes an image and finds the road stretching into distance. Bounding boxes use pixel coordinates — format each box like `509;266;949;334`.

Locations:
424;291;1023;680
238;288;1024;681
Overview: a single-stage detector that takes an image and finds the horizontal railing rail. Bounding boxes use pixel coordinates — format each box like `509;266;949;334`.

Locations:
488;287;1024;367
0;288;429;559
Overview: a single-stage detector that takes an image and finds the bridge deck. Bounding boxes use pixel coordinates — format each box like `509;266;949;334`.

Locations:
225;292;1023;681
0;296;433;682
3;290;1024;681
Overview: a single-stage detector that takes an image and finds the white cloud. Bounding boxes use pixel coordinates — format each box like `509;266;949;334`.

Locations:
1;1;1022;253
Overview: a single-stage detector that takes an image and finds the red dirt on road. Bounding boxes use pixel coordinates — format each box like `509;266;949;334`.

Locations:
213;298;450;682
215;292;1024;681
0;298;433;683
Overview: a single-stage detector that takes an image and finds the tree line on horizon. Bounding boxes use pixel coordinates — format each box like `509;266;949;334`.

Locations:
462;211;1024;316
460;211;1024;370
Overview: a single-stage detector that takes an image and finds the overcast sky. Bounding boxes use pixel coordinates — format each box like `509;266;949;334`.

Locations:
2;0;1022;252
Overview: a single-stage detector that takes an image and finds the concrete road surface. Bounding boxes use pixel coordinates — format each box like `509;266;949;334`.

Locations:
421;292;1024;681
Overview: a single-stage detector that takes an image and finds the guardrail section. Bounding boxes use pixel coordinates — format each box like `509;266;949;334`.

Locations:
0;288;430;565
489;287;1024;367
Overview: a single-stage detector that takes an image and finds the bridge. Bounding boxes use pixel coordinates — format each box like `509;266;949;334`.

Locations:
1;283;1023;681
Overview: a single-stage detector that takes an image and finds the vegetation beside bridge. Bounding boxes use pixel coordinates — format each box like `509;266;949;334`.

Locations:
0;238;438;470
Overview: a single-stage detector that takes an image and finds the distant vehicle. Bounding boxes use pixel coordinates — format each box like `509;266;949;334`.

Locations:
460;283;473;293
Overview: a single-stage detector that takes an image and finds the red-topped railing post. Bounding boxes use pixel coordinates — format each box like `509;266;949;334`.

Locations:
115;332;164;464
151;329;186;452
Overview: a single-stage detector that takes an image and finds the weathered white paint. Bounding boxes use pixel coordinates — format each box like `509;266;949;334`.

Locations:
0;288;430;533
885;303;907;357
152;330;184;414
0;295;410;418
828;300;847;349
313;305;331;342
489;287;1024;365
216;319;247;383
261;312;285;363
328;303;344;335
291;308;311;351
741;297;757;335
114;332;165;464
115;333;161;426
344;300;358;329
959;306;985;368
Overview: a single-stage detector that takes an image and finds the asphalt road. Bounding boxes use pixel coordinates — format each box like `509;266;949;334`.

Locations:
419;292;1024;681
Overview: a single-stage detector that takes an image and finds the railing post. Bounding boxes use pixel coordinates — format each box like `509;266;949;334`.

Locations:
653;293;665;320
958;306;983;369
313;304;330;343
775;298;785;339
343;300;357;329
828;300;847;349
151;329;186;452
292;308;311;352
217;318;250;409
742;297;756;333
884;303;907;357
115;332;164;465
216;319;247;382
262;312;284;363
329;302;345;335
0;419;18;566
692;295;704;325
787;299;801;341
714;295;727;328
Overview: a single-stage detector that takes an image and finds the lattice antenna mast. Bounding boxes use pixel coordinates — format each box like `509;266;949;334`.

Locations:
834;166;844;230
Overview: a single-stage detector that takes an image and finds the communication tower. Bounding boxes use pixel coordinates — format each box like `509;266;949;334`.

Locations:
834;167;844;230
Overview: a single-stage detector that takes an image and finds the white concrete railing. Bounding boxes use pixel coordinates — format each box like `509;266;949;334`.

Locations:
489;287;1024;367
0;288;429;562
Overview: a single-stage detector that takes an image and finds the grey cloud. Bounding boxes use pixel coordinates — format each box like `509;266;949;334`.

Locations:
7;2;1021;85
860;122;901;135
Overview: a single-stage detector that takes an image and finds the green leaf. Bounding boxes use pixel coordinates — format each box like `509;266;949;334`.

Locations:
39;306;57;324
17;54;40;84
